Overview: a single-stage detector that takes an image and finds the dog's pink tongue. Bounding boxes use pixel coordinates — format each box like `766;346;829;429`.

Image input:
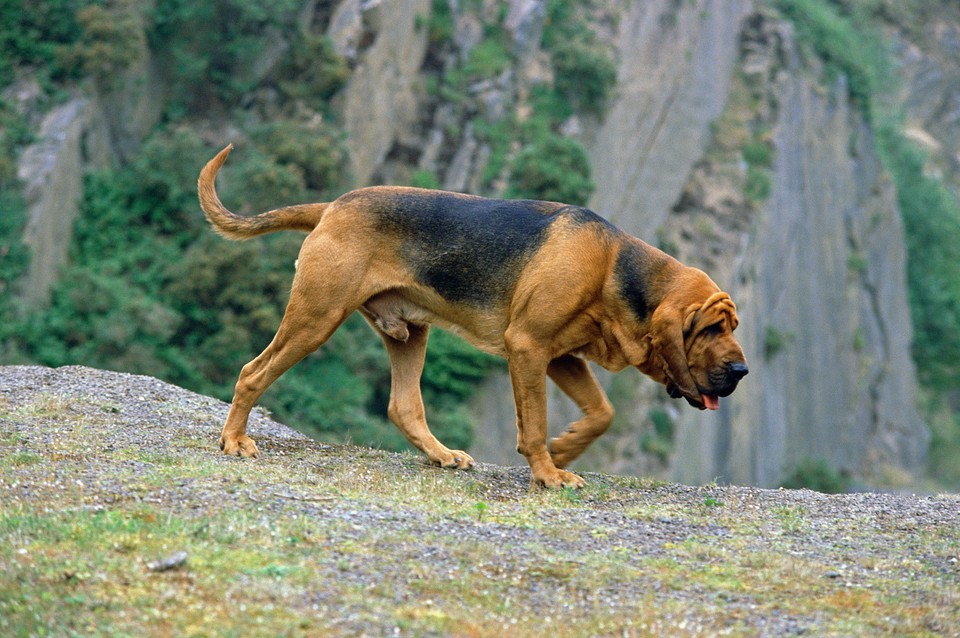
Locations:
702;394;720;411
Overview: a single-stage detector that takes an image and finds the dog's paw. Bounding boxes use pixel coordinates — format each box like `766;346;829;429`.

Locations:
533;468;585;490
430;449;475;470
220;434;260;459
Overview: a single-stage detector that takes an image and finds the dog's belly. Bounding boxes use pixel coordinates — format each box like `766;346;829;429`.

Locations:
362;288;507;356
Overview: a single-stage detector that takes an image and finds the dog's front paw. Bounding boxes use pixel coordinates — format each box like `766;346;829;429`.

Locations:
430;449;475;470
220;434;260;459
532;468;585;489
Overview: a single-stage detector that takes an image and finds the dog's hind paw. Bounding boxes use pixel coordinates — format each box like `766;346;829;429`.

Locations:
220;434;260;459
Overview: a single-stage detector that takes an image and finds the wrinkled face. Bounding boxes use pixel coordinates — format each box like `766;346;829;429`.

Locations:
645;284;748;412
666;291;748;410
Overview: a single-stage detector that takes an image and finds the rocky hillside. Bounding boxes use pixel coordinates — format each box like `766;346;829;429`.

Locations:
1;365;958;636
7;0;960;489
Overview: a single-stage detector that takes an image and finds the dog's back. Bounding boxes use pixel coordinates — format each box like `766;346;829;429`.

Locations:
344;187;616;306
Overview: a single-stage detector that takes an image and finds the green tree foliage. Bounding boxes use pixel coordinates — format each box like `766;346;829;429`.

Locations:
0;189;29;349
541;0;617;114
506;135;594;205
249;120;349;195
0;0;91;85
772;0;890;118
149;0;305;114
877;127;960;390
275;33;351;112
59;0;146;88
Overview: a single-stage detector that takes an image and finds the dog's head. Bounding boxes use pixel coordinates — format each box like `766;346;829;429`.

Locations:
646;273;748;411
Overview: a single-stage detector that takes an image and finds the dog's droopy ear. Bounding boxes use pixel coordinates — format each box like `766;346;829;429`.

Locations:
699;291;738;330
650;302;701;401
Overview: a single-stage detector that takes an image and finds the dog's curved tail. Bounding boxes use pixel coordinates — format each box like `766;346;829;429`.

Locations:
198;144;329;240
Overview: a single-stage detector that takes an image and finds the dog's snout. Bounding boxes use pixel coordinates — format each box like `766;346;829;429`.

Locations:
728;362;749;381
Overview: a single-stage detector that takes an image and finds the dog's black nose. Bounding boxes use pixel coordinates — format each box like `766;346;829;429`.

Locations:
728;362;749;380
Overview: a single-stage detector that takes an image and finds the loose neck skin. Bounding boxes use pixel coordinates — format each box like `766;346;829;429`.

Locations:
592;239;712;381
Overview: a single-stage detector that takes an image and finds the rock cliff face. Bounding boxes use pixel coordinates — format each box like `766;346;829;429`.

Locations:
335;0;432;185
663;14;927;487
16;96;97;309
12;2;163;310
468;5;929;487
891;4;960;192
12;0;935;486
587;0;753;231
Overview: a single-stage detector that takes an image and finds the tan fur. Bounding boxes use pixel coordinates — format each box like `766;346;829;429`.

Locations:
197;145;747;488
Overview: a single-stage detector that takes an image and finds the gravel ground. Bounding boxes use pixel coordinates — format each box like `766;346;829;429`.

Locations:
1;365;959;636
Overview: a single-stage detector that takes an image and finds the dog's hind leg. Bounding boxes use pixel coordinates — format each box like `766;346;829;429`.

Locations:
219;239;366;457
547;355;615;469
219;300;350;458
377;323;475;470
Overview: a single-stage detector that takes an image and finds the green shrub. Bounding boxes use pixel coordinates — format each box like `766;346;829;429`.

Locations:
425;0;455;46
464;38;511;79
763;325;794;360
223;149;308;215
928;410;960;486
250;121;348;195
59;0;146;87
549;38;617;114
149;0;303;113
0;188;29;340
522;83;574;141
506;135;594;205
540;0;616;115
277;34;350;110
410;170;440;189
744;165;772;204
780;458;850;494
0;0;92;86
641;409;674;461
0;101;33;187
772;0;889;118
877;125;960;390
742;139;773;167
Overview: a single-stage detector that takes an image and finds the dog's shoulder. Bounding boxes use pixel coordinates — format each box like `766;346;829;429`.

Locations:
612;238;680;321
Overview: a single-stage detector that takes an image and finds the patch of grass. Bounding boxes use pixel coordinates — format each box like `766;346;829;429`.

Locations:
772;505;807;534
8;451;42;466
744;164;772;204
1;386;958;636
463;38;511;79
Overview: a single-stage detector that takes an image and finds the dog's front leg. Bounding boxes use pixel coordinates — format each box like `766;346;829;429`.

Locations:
505;330;586;489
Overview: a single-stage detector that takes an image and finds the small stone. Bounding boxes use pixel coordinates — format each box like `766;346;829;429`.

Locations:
147;551;188;572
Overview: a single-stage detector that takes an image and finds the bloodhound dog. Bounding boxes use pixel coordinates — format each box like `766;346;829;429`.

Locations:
198;145;748;488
